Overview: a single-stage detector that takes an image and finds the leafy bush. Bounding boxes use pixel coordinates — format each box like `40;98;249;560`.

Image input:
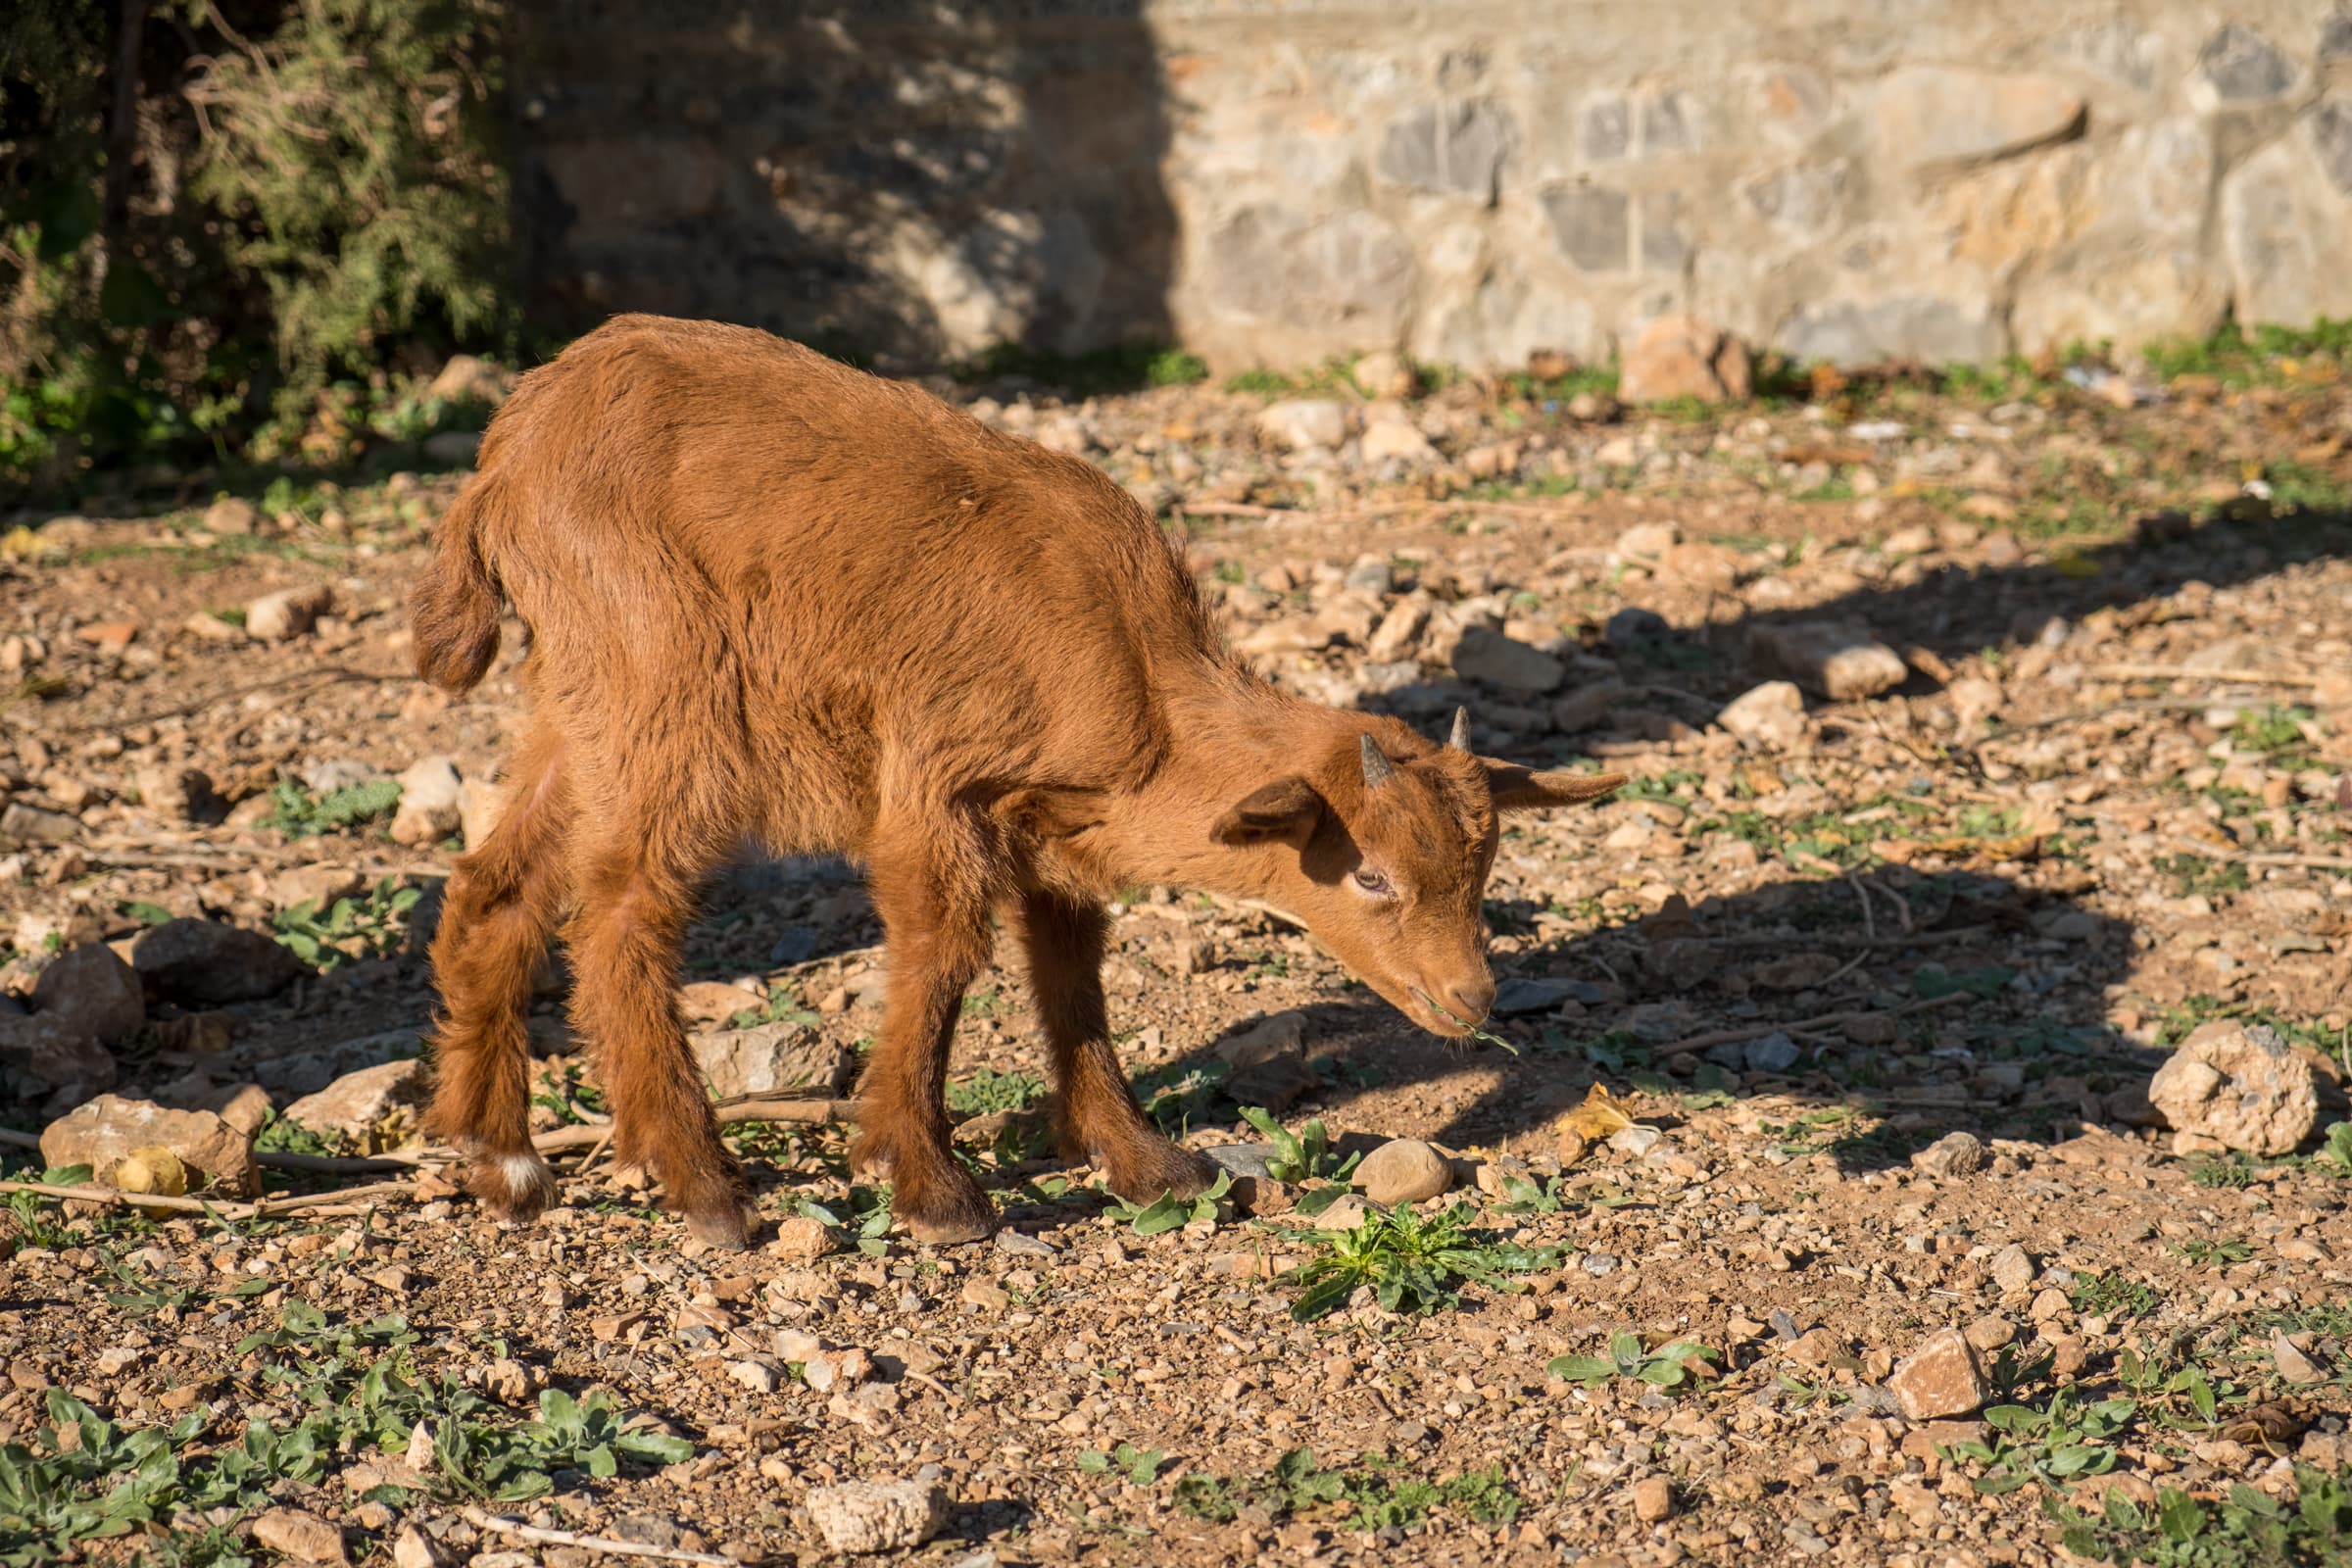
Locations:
0;0;512;494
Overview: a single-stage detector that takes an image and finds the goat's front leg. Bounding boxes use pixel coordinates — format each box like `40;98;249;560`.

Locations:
849;839;1000;1245
565;841;752;1248
1015;891;1216;1205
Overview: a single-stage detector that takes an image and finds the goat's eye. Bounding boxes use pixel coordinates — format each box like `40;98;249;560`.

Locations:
1351;867;1394;897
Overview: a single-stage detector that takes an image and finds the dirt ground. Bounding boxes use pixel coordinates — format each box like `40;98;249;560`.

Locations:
2;360;2350;1567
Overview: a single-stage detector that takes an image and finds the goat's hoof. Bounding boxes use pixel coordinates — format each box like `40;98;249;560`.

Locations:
1102;1141;1219;1206
465;1149;557;1223
685;1201;756;1250
904;1207;998;1246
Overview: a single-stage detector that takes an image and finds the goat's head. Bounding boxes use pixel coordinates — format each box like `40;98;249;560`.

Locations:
1210;709;1625;1036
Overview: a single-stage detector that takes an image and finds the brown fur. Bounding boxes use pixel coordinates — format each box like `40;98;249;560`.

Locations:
411;315;1624;1247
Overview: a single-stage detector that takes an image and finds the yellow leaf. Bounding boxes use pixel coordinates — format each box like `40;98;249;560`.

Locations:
112;1146;189;1216
1559;1082;1635;1142
0;526;39;560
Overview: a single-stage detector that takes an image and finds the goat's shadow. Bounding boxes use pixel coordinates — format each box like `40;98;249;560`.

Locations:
1132;867;2152;1177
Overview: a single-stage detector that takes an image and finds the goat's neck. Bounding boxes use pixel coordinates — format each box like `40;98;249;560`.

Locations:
1083;672;1340;906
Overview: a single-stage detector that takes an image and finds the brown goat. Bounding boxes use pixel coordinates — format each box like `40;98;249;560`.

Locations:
410;315;1624;1248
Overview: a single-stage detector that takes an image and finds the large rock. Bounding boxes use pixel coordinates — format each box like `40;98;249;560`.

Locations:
2147;1021;2318;1156
1210;1009;1318;1112
40;1094;259;1198
804;1480;946;1555
0;1015;116;1111
1872;69;2083;170
255;1028;428;1097
1617;315;1751;404
691;1022;855;1100
1713;681;1809;751
30;943;146;1047
389;757;464;847
1886;1328;1989;1421
132;918;308;1004
280;1058;431;1153
1748;621;1908;701
1450;626;1565;694
1354;1138;1452;1205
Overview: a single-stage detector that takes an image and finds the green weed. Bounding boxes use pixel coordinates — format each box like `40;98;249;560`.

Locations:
1077;1443;1167;1487
1943;1387;2136;1494
271;876;420;968
1175;1446;1521;1532
1100;1171;1231;1237
1547;1330;1720;1392
2045;1467;2352;1566
945;1067;1046;1118
1236;1106;1359;1216
1284;1202;1550;1322
262;778;402;838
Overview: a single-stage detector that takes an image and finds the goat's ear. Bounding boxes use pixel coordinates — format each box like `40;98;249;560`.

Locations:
1210;776;1325;847
1482;760;1629;813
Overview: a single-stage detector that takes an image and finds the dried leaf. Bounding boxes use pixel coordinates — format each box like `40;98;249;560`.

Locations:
1559;1083;1635;1144
2222;1399;2308;1448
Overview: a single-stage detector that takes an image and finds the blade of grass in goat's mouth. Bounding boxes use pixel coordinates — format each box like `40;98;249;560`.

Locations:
1414;989;1519;1054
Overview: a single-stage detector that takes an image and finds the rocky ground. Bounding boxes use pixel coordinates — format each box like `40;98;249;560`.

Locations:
2;346;2350;1567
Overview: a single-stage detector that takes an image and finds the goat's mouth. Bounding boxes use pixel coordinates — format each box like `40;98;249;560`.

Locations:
1403;985;1477;1039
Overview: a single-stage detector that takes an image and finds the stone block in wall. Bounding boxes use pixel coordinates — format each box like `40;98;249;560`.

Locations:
1542;186;1629;273
2195;24;2294;105
1782;294;2005;368
1378;101;1513;203
1195;204;1416;341
2222;100;2352;328
1872;68;2084;171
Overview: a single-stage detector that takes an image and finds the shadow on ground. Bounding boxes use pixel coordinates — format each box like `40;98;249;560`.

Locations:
1124;868;2151;1178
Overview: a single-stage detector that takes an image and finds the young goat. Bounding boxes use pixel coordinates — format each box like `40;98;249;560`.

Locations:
411;315;1624;1248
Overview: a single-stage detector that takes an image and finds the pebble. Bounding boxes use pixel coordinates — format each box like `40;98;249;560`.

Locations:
804;1480;947;1554
766;1215;838;1262
1909;1131;1986;1179
1631;1475;1675;1522
251;1506;349;1564
131;917;307;1004
995;1229;1057;1257
1987;1244;2035;1294
2147;1021;2318;1154
1886;1328;1988;1421
1714;681;1810;750
1353;1137;1451;1204
1748;619;1908;701
246;583;335;642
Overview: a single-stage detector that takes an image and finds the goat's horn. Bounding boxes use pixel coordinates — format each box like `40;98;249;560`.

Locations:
1360;734;1396;789
1448;707;1472;752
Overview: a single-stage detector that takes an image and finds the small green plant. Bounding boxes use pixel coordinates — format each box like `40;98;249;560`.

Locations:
945;1067;1046;1118
1176;1447;1521;1532
2044;1468;2352;1566
1285;1202;1550;1322
2319;1122;2352;1177
262;777;403;838
1131;1058;1232;1133
272;876;421;968
725;982;821;1031
2187;1155;2258;1191
1547;1331;1720;1392
797;1189;895;1256
2230;706;2317;759
2172;1238;2255;1271
1943;1388;2136;1494
1492;1173;1568;1213
1077;1443;1166;1487
1100;1171;1231;1236
529;1063;609;1126
4;1167;92;1250
1236;1106;1359;1217
2072;1271;2161;1320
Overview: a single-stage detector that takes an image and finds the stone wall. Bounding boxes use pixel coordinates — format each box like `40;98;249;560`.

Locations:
511;1;2352;371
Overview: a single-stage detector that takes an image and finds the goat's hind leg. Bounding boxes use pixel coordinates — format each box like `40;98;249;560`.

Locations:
1016;891;1216;1204
423;733;571;1224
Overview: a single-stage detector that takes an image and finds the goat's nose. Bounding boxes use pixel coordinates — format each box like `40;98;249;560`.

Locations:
1444;978;1496;1026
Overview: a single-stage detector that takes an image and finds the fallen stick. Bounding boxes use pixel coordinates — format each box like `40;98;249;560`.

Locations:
0;1175;419;1221
2091;663;2322;687
1657;992;1971;1055
526;1098;859;1153
2164;838;2352;872
462;1507;734;1567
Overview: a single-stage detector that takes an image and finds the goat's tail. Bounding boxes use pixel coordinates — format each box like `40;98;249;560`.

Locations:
410;471;510;694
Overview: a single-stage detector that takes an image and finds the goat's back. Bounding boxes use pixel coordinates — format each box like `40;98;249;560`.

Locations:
421;316;1226;837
